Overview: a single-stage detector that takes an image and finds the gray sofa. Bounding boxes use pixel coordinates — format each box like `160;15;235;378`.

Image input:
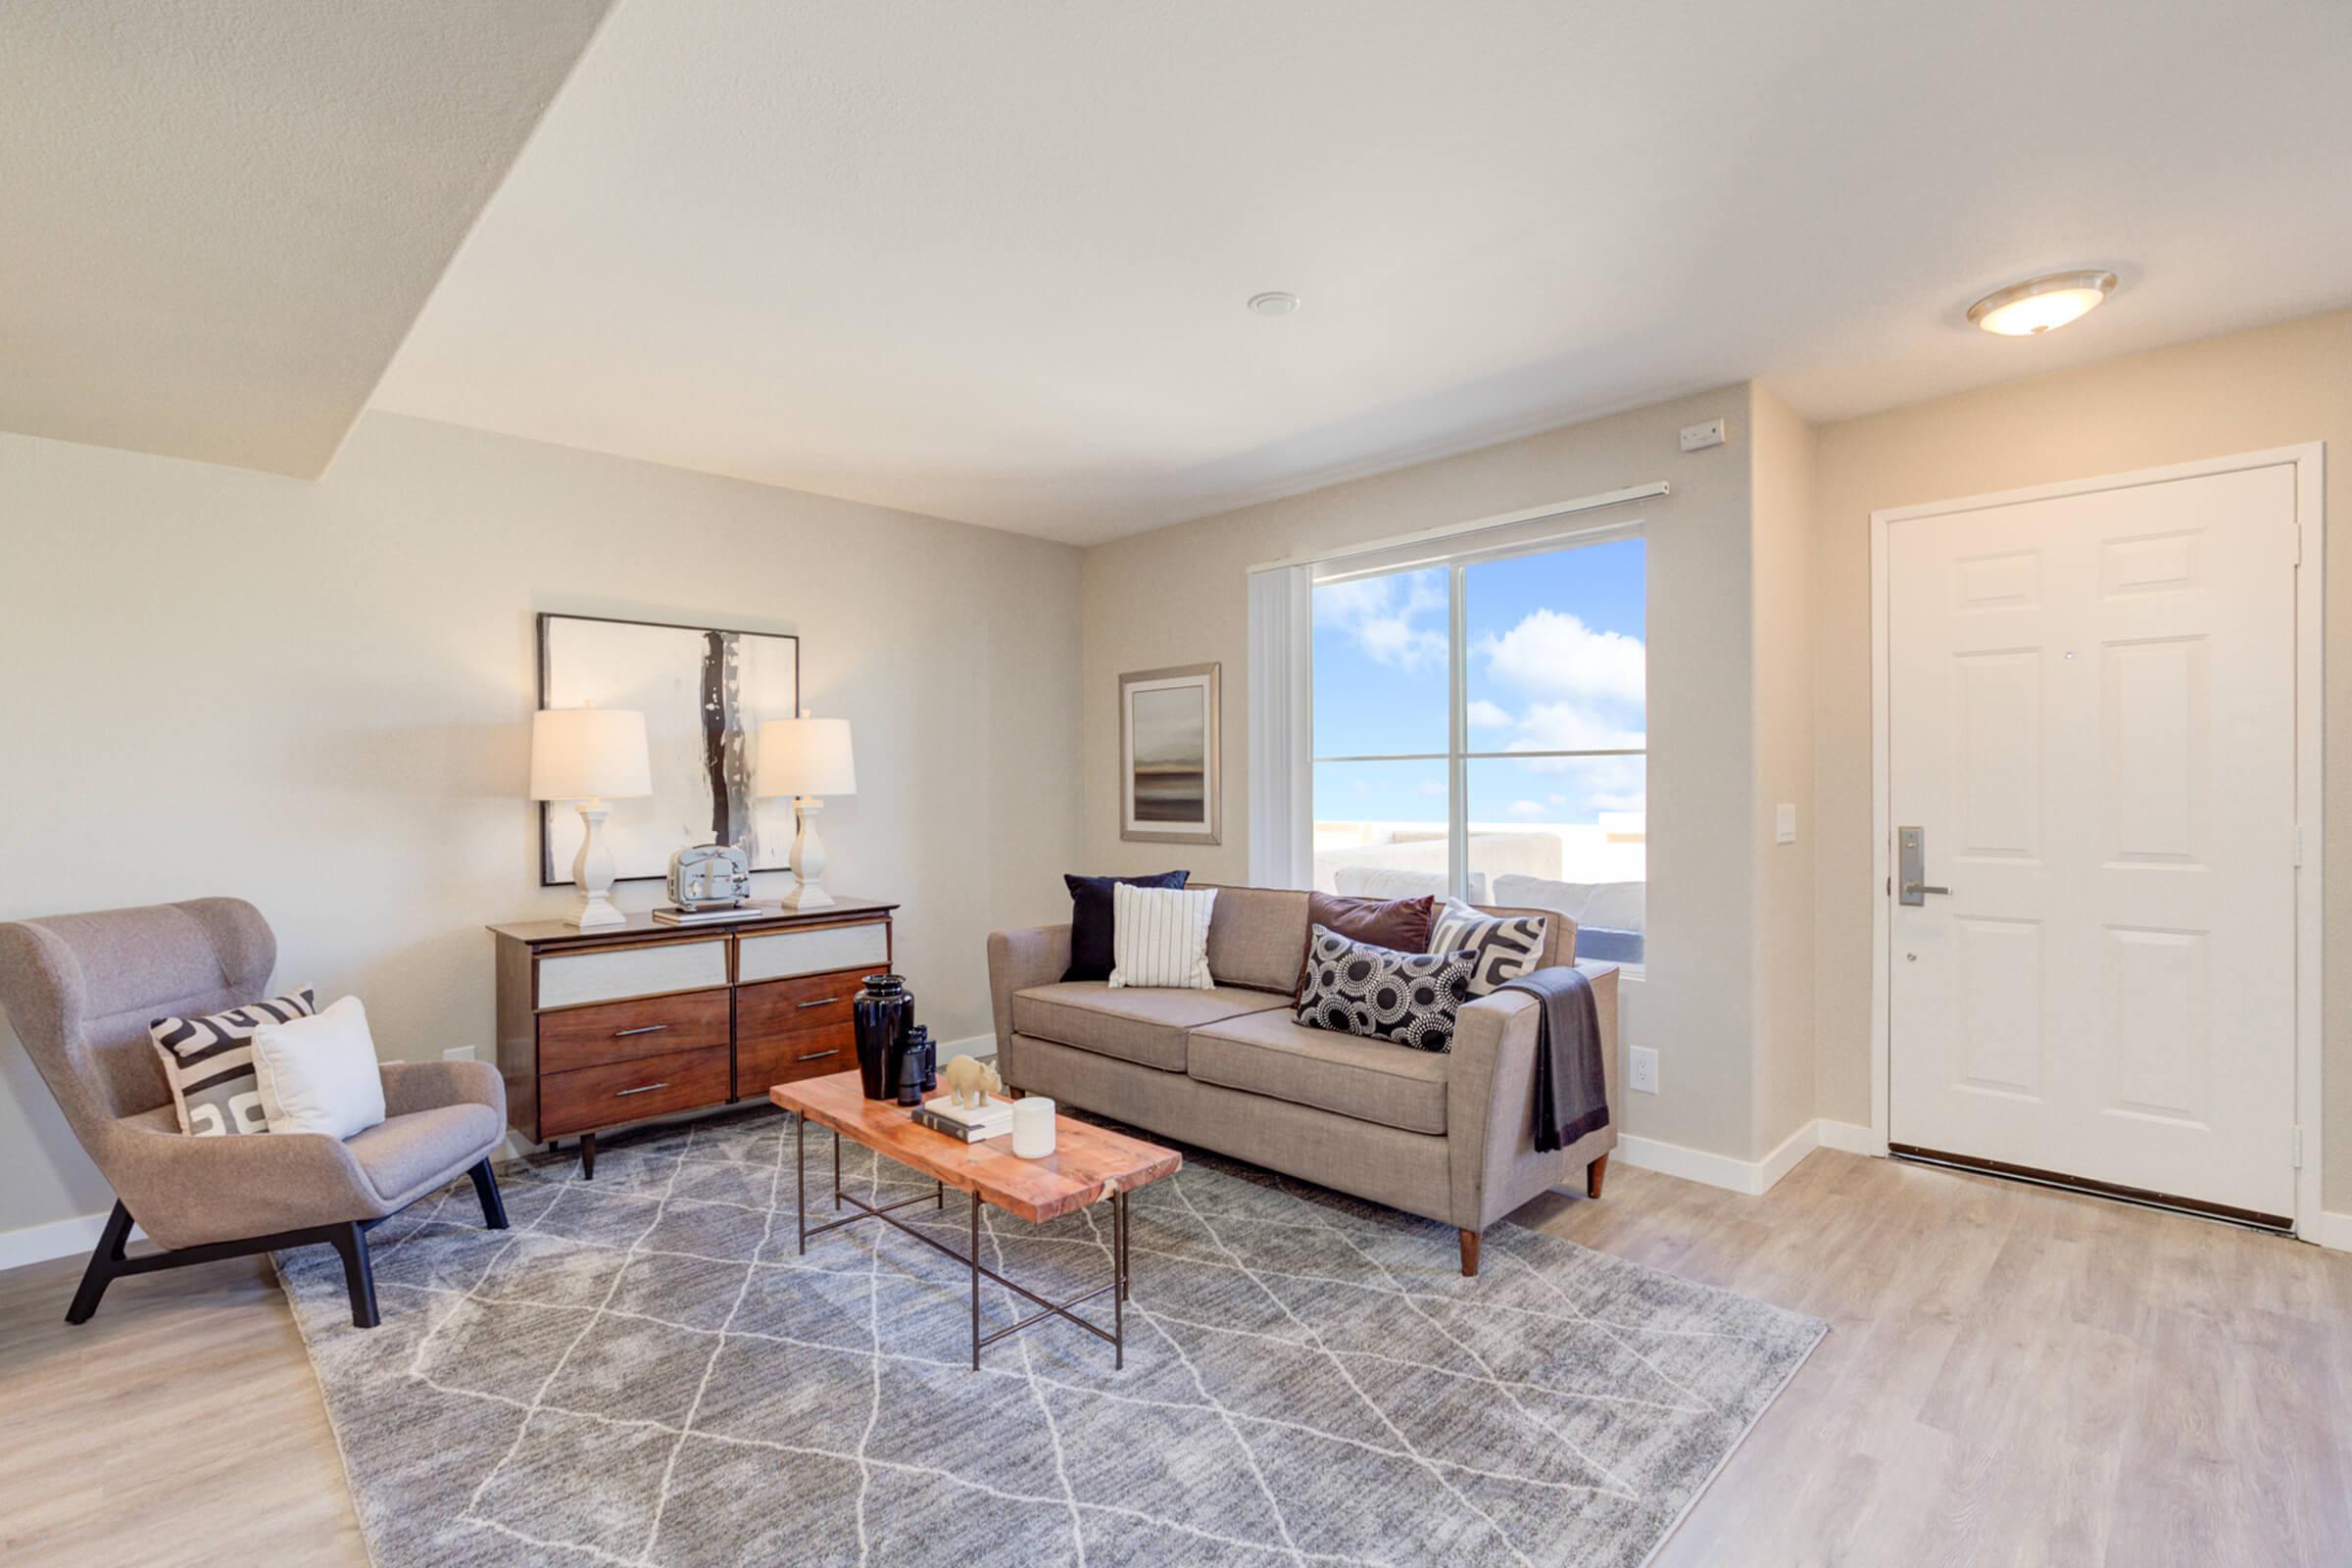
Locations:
987;885;1619;1275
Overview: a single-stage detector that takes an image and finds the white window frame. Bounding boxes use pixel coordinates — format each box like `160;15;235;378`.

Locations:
1309;520;1647;910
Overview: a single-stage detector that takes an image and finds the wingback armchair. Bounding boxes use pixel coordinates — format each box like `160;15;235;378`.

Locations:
0;898;510;1327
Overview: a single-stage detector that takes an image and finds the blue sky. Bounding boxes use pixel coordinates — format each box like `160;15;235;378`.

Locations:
1311;537;1645;826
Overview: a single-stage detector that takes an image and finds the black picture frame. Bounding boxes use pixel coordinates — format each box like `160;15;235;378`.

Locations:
535;612;803;886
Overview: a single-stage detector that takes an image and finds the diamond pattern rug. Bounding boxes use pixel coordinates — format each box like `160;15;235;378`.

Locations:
275;1105;1823;1567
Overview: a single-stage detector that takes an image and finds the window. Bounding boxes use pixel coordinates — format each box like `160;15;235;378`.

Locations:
1309;532;1645;962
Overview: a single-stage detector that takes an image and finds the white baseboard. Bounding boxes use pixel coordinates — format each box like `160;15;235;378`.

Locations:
938;1033;994;1063
1615;1117;1884;1199
2314;1211;2352;1252
0;1208;143;1273
1813;1118;1886;1156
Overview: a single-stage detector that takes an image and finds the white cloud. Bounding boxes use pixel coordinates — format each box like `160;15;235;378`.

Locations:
1505;800;1546;821
1465;699;1512;730
1315;571;1446;672
1508;702;1645;756
1477;609;1643;704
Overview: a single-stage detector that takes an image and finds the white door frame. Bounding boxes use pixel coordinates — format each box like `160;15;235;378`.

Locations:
1869;443;2327;1239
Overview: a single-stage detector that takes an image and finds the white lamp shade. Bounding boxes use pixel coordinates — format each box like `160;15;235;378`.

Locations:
757;716;856;799
529;708;652;801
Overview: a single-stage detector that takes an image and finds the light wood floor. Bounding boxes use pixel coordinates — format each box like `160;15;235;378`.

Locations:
4;1150;2347;1567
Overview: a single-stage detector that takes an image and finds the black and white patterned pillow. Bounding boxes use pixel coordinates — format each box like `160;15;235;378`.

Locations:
1295;926;1476;1054
1429;899;1548;997
149;986;317;1136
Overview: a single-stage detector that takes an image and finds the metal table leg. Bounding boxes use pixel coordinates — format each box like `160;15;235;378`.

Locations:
1112;1189;1126;1369
970;1191;983;1371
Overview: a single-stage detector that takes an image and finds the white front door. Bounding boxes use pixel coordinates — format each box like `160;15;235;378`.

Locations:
1886;463;2300;1221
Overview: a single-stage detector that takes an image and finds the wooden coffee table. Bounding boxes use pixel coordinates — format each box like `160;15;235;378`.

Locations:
768;1070;1180;1369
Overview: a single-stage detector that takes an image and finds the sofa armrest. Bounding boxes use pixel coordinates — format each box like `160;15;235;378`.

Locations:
381;1056;506;1120
1444;961;1620;1233
95;1117;385;1249
987;924;1071;1056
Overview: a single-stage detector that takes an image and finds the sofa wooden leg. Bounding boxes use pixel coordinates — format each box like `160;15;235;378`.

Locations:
1587;1153;1609;1200
468;1158;510;1230
64;1201;136;1325
1457;1228;1481;1277
330;1223;380;1329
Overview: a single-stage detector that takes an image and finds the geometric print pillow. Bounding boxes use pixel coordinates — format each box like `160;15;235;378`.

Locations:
1429;899;1548;997
148;986;317;1136
1296;926;1475;1054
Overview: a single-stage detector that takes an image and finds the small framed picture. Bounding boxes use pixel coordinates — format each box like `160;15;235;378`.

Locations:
1119;663;1221;845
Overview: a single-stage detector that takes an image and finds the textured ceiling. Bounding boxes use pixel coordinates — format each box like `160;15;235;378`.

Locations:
0;0;612;475
372;0;2352;543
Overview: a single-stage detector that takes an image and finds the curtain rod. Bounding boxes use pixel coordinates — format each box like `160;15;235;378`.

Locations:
1245;481;1669;575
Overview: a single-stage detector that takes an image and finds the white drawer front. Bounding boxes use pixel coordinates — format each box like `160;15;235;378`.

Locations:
738;921;889;984
538;939;729;1009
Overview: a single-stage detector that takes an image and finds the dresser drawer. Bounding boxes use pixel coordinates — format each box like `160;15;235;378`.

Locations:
541;1045;731;1138
737;967;865;1039
737;920;889;984
738;1022;857;1097
539;988;730;1075
538;937;729;1009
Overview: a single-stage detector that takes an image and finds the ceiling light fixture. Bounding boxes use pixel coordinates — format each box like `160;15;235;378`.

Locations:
1248;291;1300;317
1967;270;2118;336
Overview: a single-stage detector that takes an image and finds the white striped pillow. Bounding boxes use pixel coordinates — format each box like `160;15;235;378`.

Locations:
1107;883;1219;990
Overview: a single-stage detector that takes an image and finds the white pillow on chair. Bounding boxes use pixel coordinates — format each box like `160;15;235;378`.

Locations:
250;996;388;1140
1108;883;1219;990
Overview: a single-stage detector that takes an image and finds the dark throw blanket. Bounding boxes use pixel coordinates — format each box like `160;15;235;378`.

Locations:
1497;965;1610;1152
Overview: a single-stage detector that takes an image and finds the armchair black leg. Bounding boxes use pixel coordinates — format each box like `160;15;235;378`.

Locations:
467;1159;511;1230
329;1223;380;1329
65;1201;137;1325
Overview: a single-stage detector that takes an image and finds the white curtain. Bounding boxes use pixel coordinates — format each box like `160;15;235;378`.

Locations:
1246;564;1313;889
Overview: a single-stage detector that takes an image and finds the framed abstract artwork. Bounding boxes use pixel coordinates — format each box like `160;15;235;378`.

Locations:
537;612;801;885
1118;662;1221;845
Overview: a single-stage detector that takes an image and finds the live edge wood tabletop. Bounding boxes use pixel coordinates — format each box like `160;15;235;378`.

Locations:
489;898;898;1176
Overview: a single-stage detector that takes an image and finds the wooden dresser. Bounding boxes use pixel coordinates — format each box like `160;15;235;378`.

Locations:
489;898;898;1176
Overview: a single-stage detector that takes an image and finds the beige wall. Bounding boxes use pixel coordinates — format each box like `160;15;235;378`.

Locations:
1808;309;2352;1209
1081;386;1767;1158
1748;385;1817;1157
0;413;1084;1244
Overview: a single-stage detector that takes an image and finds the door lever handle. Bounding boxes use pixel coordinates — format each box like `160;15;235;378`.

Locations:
1901;882;1950;898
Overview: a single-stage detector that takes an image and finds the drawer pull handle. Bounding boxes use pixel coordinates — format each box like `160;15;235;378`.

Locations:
612;1024;669;1038
795;1048;840;1062
796;997;841;1009
614;1081;669;1098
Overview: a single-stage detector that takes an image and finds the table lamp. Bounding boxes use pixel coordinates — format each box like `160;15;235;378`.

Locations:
757;711;856;909
530;706;652;928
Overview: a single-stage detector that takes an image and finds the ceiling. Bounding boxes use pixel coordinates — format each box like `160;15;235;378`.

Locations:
0;0;612;475
11;3;2351;541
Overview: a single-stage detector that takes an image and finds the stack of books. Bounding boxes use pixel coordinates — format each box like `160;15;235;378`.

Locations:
912;1095;1016;1143
650;904;767;926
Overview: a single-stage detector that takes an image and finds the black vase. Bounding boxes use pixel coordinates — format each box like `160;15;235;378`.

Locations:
853;973;914;1101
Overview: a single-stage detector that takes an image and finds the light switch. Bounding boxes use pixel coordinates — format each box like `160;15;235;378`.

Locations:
1775;804;1797;845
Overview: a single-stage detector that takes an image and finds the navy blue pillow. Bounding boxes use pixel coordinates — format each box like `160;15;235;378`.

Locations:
1063;871;1190;981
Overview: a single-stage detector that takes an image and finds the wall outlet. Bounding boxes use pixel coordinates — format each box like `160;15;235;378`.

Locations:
1776;803;1798;845
1679;417;1728;452
1629;1046;1659;1094
442;1046;477;1063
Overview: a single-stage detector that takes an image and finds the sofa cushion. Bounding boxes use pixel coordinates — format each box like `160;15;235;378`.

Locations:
1307;892;1435;956
1202;886;1309;993
1011;982;1287;1073
347;1102;503;1202
1189;1007;1449;1135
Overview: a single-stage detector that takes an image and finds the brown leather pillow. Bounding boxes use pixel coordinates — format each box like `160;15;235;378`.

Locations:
1305;893;1434;956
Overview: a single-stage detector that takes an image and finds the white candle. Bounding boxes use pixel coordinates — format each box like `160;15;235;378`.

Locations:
1011;1096;1056;1158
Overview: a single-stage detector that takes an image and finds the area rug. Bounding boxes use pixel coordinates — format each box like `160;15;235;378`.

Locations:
275;1106;1823;1568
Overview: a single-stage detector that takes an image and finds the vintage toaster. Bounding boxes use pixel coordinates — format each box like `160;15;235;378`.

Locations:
667;844;752;910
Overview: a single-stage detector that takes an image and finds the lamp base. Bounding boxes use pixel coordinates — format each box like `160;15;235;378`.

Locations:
782;796;835;908
565;890;628;928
